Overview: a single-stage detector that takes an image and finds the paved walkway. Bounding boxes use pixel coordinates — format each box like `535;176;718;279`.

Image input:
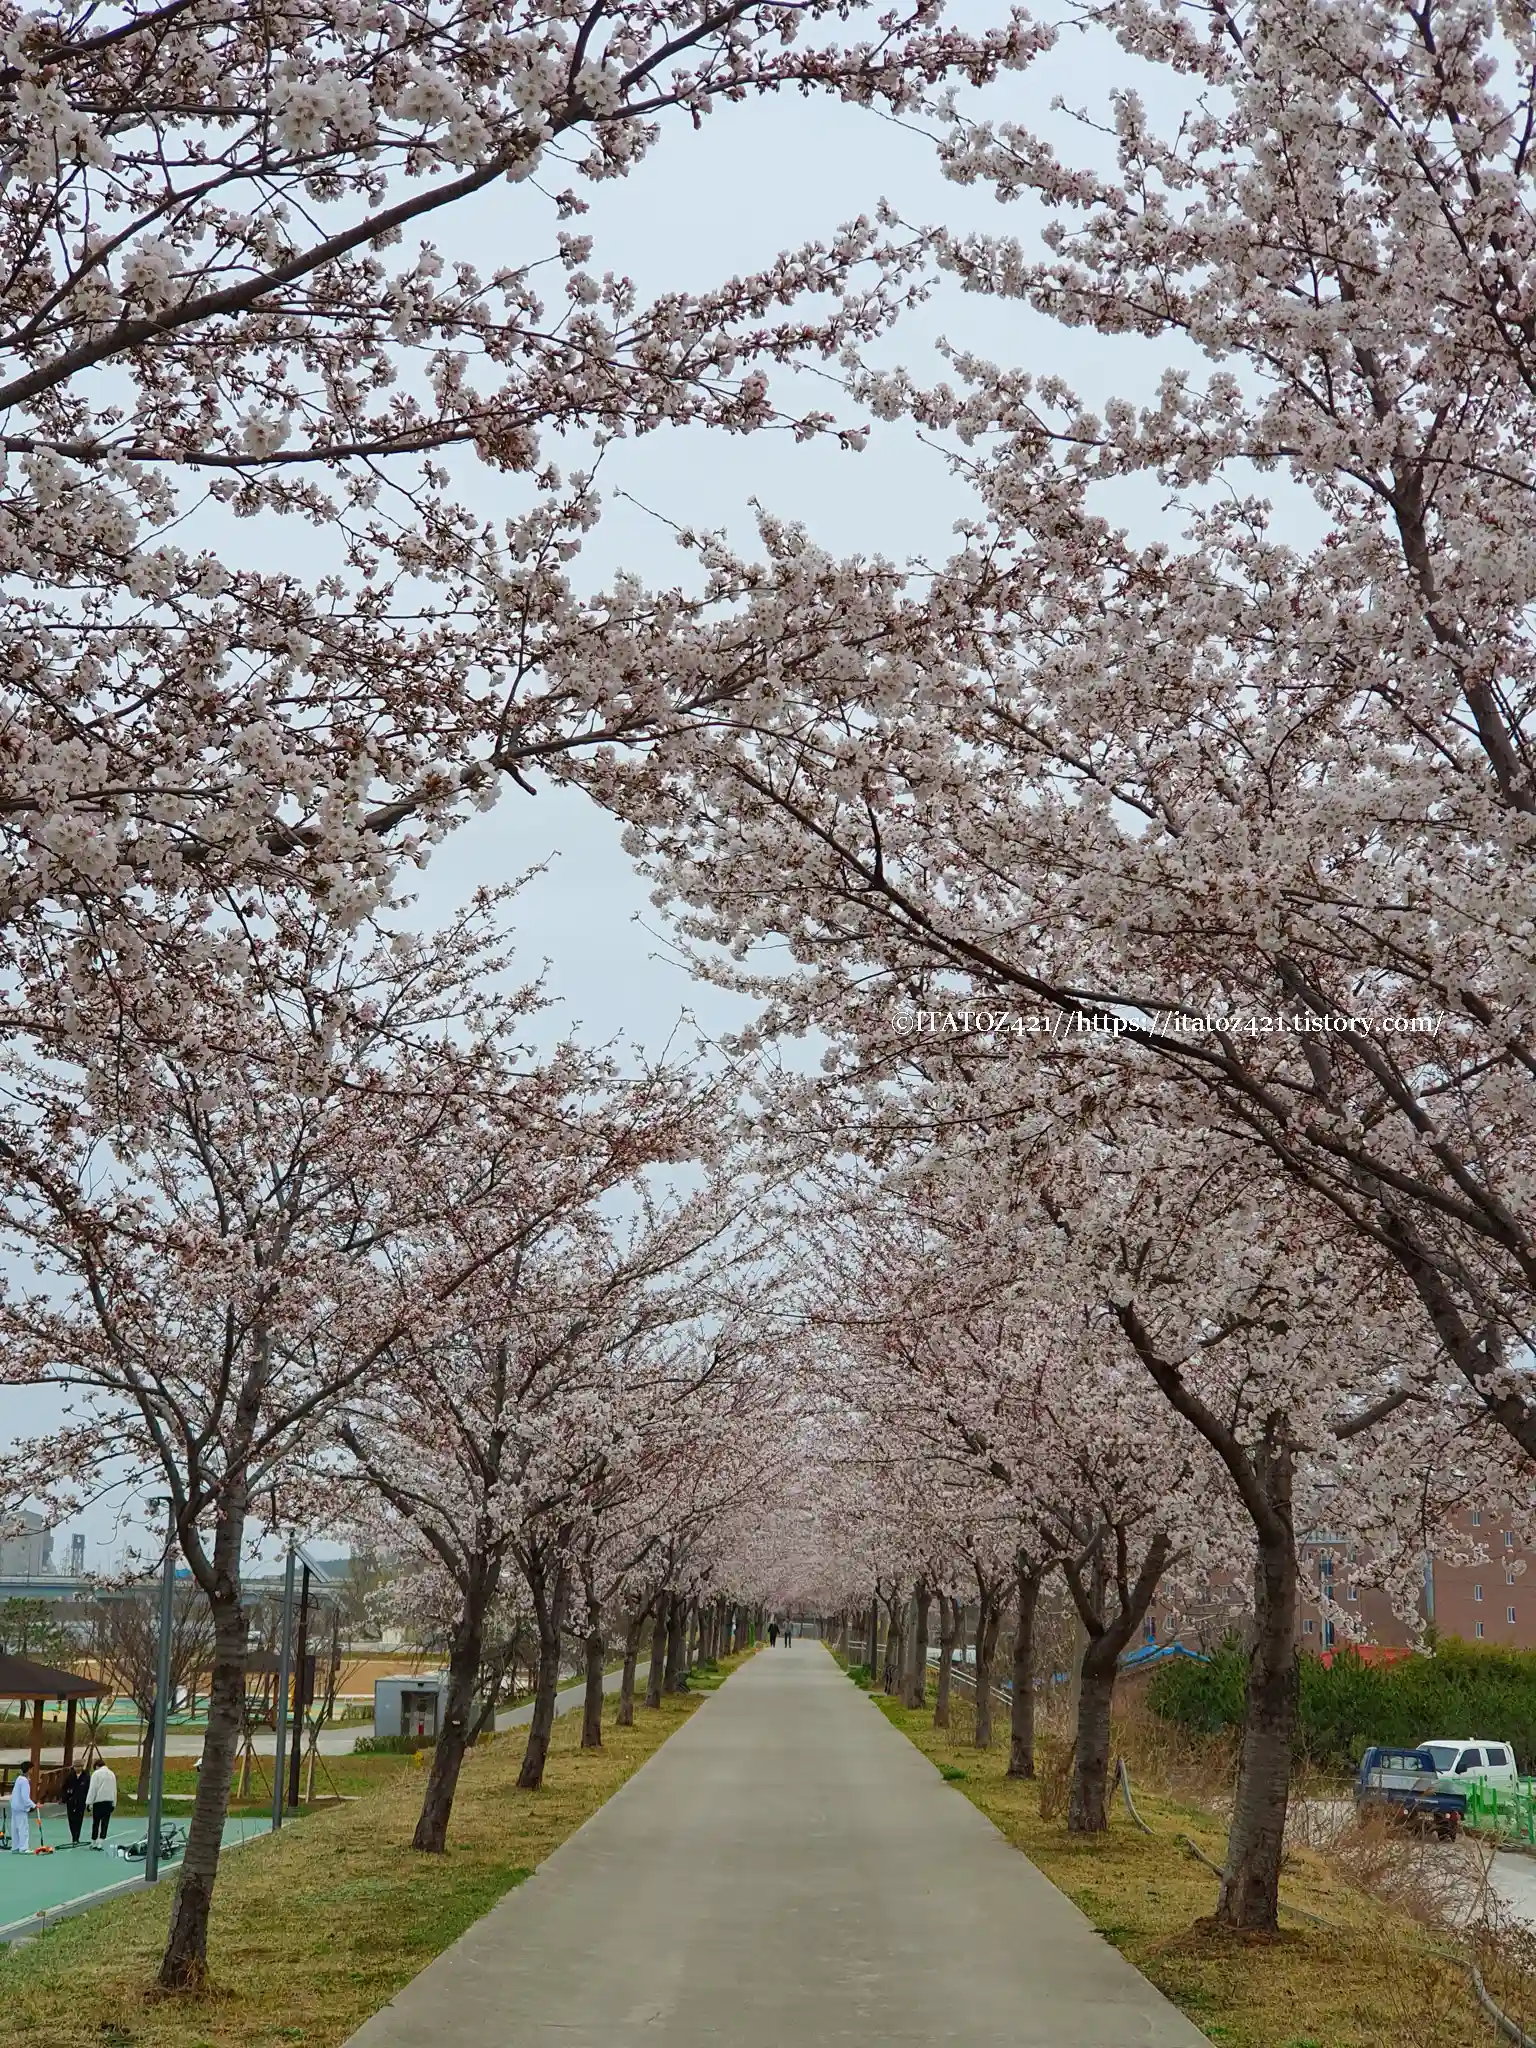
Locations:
347;1645;1206;2046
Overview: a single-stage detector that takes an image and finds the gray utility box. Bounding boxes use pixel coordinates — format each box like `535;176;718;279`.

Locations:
374;1674;453;1741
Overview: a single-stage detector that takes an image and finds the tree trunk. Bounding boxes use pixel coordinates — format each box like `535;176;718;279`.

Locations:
865;1595;880;1673
934;1595;958;1728
413;1565;493;1851
1217;1459;1299;1932
904;1580;930;1709
618;1606;648;1727
881;1592;905;1694
159;1542;248;1990
645;1594;669;1708
664;1592;687;1693
1065;1530;1171;1835
581;1608;606;1750
1008;1557;1045;1780
1068;1640;1117;1833
517;1557;570;1791
974;1589;1002;1748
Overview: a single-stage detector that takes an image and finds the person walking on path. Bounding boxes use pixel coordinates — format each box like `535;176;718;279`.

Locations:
86;1759;117;1847
61;1765;90;1845
9;1767;36;1853
768;1622;779;1647
784;1623;793;1647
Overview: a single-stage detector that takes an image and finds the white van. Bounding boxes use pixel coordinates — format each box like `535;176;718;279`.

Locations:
1420;1739;1520;1792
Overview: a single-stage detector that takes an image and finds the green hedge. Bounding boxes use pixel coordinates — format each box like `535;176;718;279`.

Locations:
1147;1639;1536;1773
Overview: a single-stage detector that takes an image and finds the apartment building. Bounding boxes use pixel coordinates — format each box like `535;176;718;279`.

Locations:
1298;1506;1535;1652
1140;1505;1535;1656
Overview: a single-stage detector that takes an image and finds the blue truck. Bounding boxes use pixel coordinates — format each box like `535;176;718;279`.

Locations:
1354;1745;1467;1839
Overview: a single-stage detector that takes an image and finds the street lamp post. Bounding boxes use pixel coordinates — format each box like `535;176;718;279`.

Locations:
144;1500;177;1885
271;1539;297;1833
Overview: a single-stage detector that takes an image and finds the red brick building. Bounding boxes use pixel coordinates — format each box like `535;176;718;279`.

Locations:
1298;1507;1533;1652
1143;1507;1534;1656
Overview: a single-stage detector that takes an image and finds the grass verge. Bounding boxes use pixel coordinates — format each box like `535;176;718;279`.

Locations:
865;1683;1490;2048
1;1655;748;2048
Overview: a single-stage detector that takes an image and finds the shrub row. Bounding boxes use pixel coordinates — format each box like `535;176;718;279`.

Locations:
1146;1638;1536;1773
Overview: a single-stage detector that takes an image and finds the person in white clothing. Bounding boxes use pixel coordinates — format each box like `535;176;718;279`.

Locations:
85;1760;117;1847
8;1769;36;1853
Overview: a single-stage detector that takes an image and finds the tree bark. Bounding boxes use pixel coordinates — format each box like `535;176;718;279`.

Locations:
881;1589;905;1695
413;1562;494;1851
934;1594;958;1728
1217;1439;1299;1932
973;1586;1002;1748
618;1605;648;1727
865;1594;880;1674
664;1591;688;1693
904;1580;930;1709
645;1593;669;1708
159;1516;248;1991
1064;1529;1171;1834
517;1557;570;1791
581;1609;605;1750
1068;1640;1118;1833
1007;1555;1045;1780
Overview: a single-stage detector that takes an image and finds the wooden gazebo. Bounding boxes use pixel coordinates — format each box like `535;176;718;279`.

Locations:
0;1653;112;1798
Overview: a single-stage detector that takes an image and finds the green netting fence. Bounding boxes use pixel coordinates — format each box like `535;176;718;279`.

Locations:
1463;1777;1536;1842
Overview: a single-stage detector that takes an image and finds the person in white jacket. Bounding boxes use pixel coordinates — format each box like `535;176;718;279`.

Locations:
85;1760;117;1847
8;1769;36;1853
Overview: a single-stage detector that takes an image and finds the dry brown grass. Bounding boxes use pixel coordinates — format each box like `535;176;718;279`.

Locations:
0;1659;748;2048
869;1686;1493;2048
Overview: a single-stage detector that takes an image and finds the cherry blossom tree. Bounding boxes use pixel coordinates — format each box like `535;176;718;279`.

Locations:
340;1115;768;1842
598;0;1536;1498
0;891;567;1986
0;0;1044;931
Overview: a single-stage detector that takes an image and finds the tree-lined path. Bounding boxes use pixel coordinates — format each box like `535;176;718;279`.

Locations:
346;1648;1205;2046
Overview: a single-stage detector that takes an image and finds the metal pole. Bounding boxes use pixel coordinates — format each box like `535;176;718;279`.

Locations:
287;1564;311;1813
271;1540;296;1833
145;1501;177;1884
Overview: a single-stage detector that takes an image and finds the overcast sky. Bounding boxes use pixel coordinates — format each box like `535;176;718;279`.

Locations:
1;16;1210;1573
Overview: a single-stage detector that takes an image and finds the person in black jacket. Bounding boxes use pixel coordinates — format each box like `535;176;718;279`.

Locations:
62;1766;90;1846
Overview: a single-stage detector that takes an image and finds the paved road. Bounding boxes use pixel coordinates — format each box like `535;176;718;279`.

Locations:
1;1664;645;1770
346;1644;1205;2047
1295;1796;1536;1936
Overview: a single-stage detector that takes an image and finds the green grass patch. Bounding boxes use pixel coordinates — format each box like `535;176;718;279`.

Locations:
0;1652;751;2048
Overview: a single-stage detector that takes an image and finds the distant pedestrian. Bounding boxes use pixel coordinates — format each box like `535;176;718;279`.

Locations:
784;1623;793;1647
9;1768;36;1853
86;1759;117;1847
768;1622;779;1646
62;1766;89;1846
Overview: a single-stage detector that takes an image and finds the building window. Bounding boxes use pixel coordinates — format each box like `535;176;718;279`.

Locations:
1348;1586;1358;1602
1475;1584;1484;1601
1473;1511;1483;1526
1510;1607;1518;1624
1303;1618;1314;1635
1476;1621;1485;1638
1507;1532;1516;1549
1322;1620;1336;1648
